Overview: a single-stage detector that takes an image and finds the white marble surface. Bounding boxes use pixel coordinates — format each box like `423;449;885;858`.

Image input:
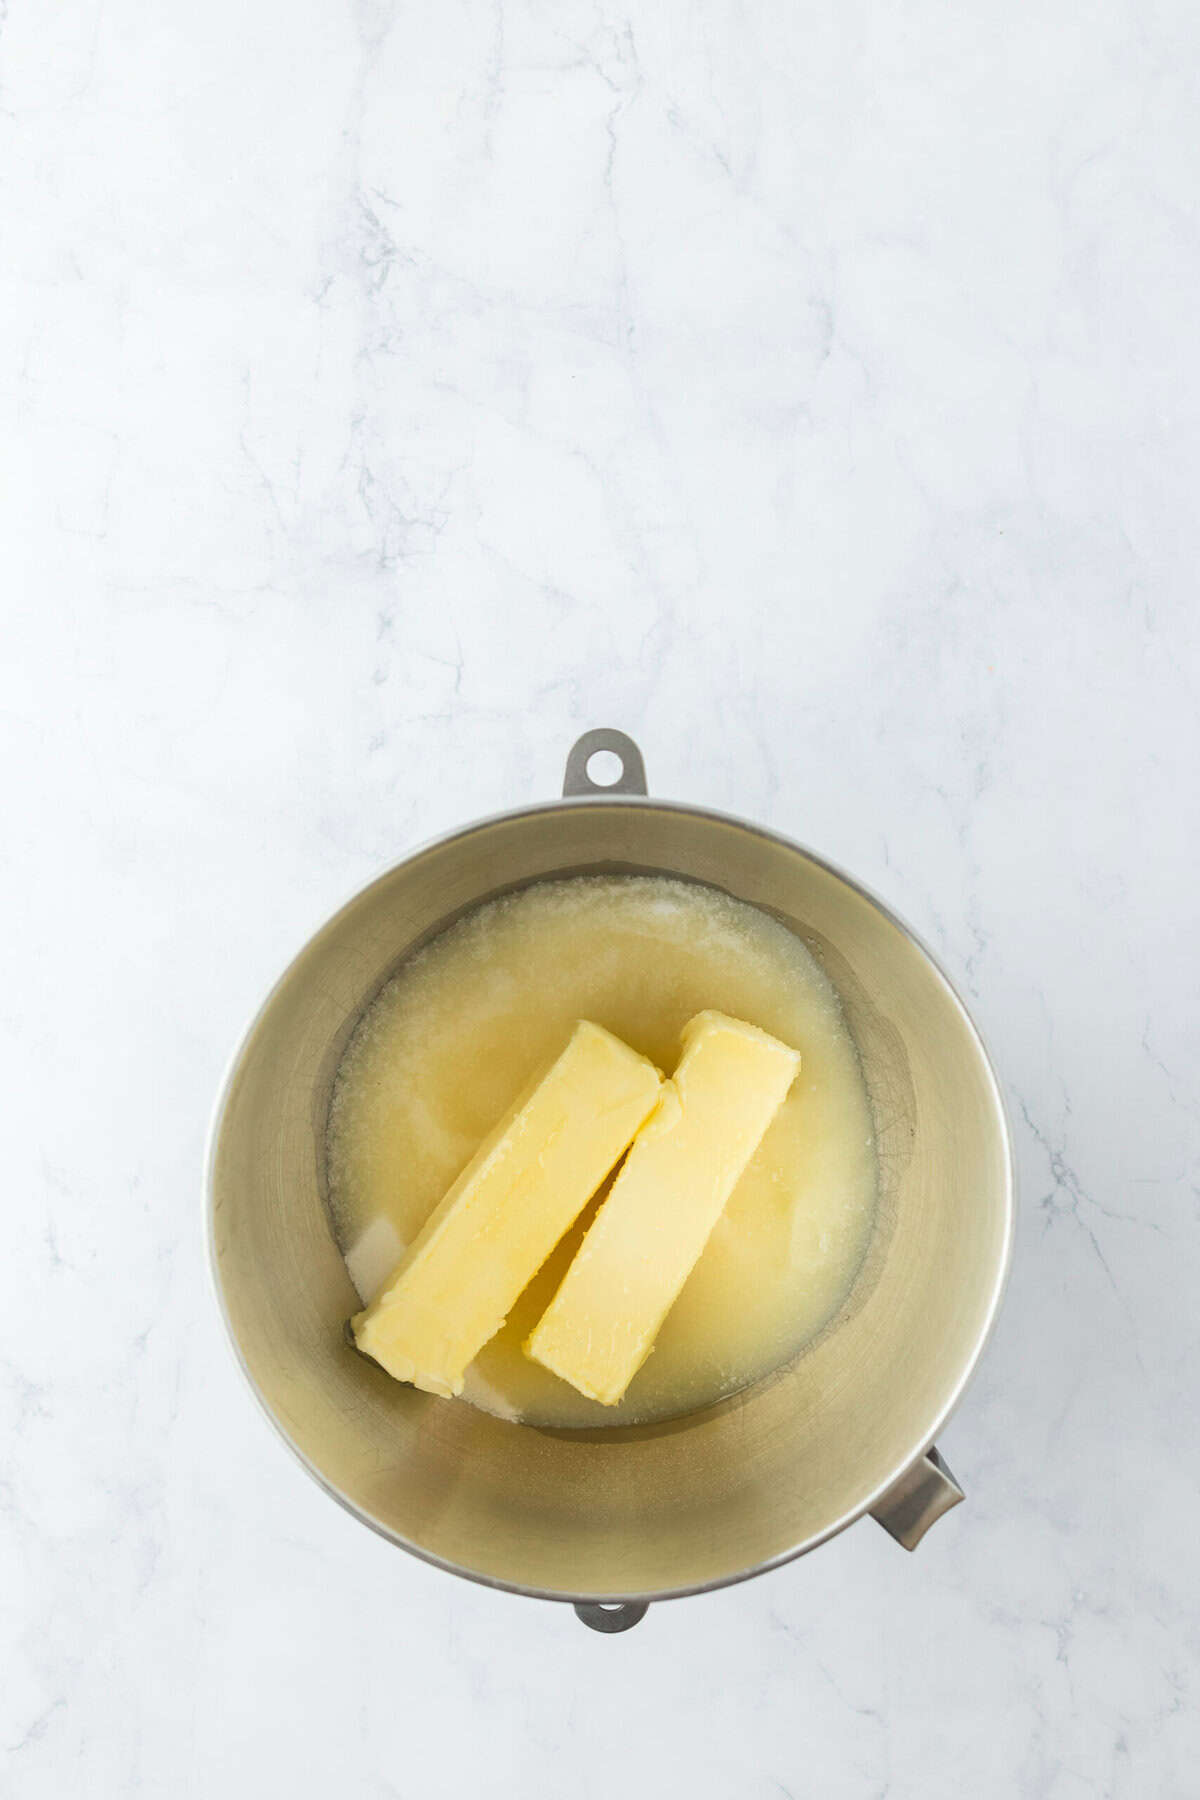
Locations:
3;0;1199;1793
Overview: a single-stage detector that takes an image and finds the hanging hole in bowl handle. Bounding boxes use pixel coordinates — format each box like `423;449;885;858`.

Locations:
573;1600;649;1633
562;728;648;798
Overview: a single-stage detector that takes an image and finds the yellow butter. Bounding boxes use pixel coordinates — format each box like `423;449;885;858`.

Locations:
352;1021;662;1396
525;1011;801;1405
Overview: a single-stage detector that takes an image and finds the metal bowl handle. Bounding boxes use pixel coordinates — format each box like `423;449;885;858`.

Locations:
563;729;648;798
573;1600;650;1633
870;1446;964;1549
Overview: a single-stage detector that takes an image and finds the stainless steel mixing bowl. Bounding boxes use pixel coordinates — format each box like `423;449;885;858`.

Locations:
207;729;1013;1632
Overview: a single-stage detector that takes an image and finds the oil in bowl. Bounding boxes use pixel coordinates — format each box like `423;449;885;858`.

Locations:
326;875;878;1428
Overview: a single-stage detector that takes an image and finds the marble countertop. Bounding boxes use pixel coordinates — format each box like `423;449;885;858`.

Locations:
3;2;1198;1794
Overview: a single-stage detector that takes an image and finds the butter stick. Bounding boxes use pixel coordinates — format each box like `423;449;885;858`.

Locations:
525;1011;800;1405
352;1021;662;1397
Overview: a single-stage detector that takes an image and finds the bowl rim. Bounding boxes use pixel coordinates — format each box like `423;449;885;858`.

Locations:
204;790;1016;1608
